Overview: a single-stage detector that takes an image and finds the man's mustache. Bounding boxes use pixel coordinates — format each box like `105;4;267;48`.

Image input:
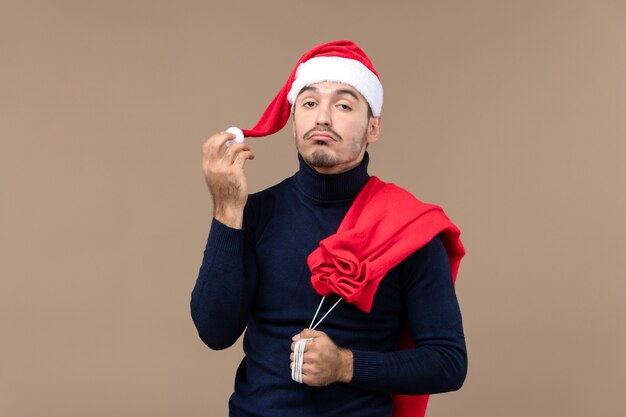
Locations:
304;126;342;142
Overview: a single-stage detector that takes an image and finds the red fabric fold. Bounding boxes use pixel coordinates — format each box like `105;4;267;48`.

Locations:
307;176;465;417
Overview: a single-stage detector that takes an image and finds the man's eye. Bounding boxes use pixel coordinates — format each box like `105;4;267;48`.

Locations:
338;104;352;110
303;101;316;108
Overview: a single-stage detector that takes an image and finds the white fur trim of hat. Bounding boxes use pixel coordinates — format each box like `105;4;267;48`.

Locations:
286;56;383;116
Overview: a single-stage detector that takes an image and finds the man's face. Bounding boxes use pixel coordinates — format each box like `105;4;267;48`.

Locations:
292;82;381;175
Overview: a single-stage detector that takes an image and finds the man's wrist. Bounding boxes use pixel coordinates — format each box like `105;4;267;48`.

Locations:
213;205;244;229
339;348;354;383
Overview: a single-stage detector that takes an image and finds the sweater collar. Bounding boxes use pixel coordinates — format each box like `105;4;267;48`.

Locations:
293;152;371;202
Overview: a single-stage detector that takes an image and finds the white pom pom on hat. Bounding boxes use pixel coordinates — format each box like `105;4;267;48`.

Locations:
227;40;383;139
225;127;245;147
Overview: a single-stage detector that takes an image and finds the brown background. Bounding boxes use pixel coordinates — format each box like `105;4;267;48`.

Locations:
2;1;625;416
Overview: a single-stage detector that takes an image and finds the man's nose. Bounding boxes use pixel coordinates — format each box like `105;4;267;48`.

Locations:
315;103;332;126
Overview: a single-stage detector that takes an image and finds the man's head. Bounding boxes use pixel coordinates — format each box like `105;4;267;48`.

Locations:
235;40;384;145
292;81;381;174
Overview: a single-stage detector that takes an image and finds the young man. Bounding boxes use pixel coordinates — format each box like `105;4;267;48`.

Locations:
191;40;467;417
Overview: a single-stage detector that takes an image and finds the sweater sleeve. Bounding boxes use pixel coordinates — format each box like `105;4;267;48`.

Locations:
190;217;259;350
349;236;467;395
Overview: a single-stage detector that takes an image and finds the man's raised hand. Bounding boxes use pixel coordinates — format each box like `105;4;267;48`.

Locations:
202;131;255;229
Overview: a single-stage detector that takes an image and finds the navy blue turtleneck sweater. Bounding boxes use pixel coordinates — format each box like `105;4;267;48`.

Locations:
191;154;466;417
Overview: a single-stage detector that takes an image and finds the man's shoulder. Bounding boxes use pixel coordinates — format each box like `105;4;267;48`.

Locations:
249;176;295;201
358;176;435;214
245;176;300;219
243;176;298;232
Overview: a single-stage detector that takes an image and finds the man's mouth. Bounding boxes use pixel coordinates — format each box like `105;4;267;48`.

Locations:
304;129;340;142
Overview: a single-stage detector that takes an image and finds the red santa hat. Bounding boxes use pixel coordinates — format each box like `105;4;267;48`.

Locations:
227;40;383;142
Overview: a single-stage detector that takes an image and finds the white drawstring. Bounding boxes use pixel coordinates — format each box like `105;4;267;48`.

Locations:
291;337;312;383
309;296;342;330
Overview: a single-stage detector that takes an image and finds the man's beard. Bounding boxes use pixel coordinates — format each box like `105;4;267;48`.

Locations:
307;145;339;168
301;128;368;169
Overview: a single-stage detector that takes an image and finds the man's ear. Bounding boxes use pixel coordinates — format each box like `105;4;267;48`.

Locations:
366;116;382;144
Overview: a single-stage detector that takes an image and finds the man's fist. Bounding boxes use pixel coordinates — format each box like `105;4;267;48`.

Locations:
290;329;354;386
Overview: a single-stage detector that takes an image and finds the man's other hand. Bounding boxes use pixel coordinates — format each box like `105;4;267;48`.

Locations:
290;329;354;386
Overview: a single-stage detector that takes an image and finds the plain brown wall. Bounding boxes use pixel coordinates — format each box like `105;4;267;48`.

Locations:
2;1;625;416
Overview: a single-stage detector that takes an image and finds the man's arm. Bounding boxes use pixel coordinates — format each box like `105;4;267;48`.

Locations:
290;237;467;394
190;132;257;349
351;236;467;394
190;218;259;349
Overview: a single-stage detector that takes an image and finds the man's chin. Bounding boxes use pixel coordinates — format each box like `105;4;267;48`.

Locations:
304;150;337;169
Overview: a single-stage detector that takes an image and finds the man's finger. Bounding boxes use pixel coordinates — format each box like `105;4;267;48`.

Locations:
233;149;255;166
202;131;239;157
299;329;326;339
